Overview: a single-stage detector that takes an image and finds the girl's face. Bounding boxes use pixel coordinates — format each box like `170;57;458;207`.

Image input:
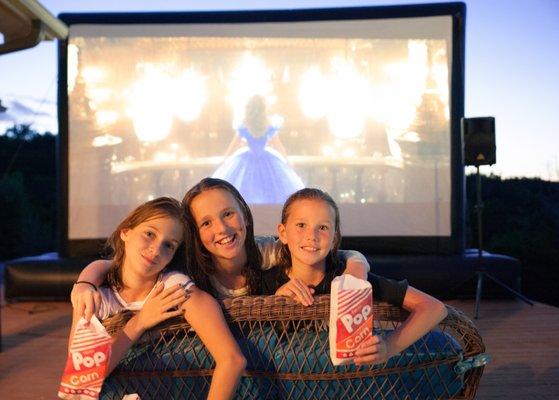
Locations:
120;215;182;278
189;188;248;266
278;198;336;270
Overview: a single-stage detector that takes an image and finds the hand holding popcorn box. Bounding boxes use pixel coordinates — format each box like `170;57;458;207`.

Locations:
58;316;112;399
329;274;373;365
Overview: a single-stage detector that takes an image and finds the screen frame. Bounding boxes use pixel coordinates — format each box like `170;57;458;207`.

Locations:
58;2;466;257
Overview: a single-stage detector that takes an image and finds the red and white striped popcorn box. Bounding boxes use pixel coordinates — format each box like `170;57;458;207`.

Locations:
58;316;112;399
329;274;373;365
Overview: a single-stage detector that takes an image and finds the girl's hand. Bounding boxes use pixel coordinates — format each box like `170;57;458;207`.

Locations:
71;282;101;324
275;279;315;306
135;283;189;332
353;335;391;366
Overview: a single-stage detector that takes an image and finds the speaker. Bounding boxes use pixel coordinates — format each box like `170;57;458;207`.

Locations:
462;117;496;166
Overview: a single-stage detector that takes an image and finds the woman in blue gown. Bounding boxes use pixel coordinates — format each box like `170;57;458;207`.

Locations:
213;95;304;204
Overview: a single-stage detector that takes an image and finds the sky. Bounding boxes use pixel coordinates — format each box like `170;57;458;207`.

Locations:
1;0;558;181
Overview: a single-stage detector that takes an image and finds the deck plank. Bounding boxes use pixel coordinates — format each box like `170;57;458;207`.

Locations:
0;299;558;399
447;299;559;399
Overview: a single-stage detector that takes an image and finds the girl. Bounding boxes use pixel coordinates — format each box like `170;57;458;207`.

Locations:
212;94;304;204
68;197;245;399
259;188;448;366
72;178;370;314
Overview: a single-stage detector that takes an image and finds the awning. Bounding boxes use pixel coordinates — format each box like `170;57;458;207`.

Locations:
0;0;68;55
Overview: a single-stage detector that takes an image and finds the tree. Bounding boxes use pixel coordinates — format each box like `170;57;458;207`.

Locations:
0;125;57;260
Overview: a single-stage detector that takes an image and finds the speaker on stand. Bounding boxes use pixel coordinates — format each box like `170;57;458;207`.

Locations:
462;117;533;319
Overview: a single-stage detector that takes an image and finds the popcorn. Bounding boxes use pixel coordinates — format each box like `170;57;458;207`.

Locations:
329;274;373;365
58;316;112;399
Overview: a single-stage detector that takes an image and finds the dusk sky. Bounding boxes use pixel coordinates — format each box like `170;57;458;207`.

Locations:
1;0;558;181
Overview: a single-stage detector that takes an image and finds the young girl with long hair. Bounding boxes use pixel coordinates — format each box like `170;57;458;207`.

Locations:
259;188;448;365
72;178;370;312
67;197;245;399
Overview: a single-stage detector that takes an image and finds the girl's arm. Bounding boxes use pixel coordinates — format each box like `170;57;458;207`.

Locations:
71;260;111;323
259;236;370;278
182;288;246;400
275;278;315;306
338;250;370;280
106;283;187;373
353;286;447;365
67;283;187;373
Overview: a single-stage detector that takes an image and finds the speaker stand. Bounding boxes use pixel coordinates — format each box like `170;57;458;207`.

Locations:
470;166;533;318
449;167;534;318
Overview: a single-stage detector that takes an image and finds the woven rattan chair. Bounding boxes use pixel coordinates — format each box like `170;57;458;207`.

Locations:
101;295;489;399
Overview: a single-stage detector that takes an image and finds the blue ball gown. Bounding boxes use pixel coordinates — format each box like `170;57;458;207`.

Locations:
213;125;304;204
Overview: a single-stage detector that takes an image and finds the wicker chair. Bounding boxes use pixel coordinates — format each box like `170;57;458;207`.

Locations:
101;295;489;399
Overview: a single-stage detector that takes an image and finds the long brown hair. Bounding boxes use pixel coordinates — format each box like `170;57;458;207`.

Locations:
277;188;341;273
181;177;262;295
104;197;184;291
244;94;268;137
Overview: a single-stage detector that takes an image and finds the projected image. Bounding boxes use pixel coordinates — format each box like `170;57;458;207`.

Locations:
67;21;452;238
213;94;305;203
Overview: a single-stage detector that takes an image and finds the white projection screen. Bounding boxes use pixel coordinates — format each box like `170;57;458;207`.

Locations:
59;4;466;256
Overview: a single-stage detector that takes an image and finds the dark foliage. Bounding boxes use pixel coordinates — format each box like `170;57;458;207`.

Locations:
0;125;57;260
465;174;559;306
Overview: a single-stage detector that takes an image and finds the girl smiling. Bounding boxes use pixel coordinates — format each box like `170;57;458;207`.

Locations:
66;197;245;399
260;188;448;365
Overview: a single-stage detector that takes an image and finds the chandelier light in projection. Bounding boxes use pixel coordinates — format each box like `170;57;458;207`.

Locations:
371;40;430;159
126;63;206;143
77;63;124;148
326;57;372;140
67;43;79;94
298;66;328;120
299;57;372;140
126;64;174;143
81;66;111;112
173;67;207;123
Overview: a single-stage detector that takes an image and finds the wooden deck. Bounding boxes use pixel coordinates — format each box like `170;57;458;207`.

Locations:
0;299;557;399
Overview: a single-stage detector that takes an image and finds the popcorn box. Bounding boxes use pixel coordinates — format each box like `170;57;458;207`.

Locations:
58;316;112;399
329;274;373;365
